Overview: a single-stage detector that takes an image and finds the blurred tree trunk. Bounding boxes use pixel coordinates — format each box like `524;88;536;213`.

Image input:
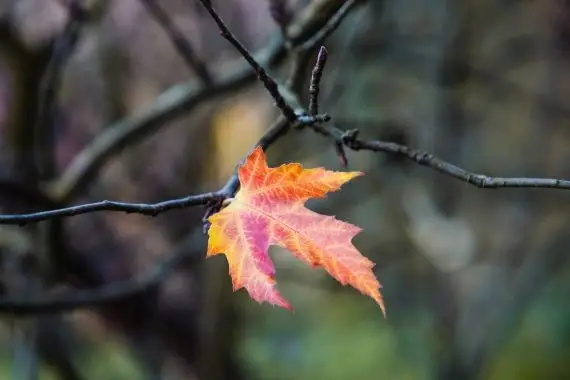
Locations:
0;16;85;380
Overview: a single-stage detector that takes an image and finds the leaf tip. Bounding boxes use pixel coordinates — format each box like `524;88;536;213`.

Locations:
341;170;365;184
370;289;386;318
351;171;365;178
378;297;387;318
282;301;294;313
249;145;266;162
266;291;293;311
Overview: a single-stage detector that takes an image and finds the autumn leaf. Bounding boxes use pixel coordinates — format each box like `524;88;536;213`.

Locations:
207;146;385;315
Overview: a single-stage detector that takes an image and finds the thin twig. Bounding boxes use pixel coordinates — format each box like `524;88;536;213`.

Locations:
140;0;213;85
0;193;216;225
197;0;298;122
197;0;331;151
308;46;347;167
308;46;327;116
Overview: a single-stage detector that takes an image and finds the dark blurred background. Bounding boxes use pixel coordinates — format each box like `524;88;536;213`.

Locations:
1;0;570;379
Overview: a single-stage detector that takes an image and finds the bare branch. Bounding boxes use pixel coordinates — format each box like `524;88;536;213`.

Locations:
197;0;298;122
313;126;570;189
0;193;216;225
139;0;213;85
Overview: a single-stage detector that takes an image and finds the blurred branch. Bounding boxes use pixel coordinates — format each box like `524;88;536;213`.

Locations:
139;0;213;85
0;15;51;171
285;48;312;94
17;2;88;380
34;0;85;181
48;0;358;201
0;174;56;209
269;0;292;40
0;229;204;315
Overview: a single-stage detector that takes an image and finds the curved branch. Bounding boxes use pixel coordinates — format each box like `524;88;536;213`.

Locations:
0;230;202;314
312;126;570;189
0;193;216;225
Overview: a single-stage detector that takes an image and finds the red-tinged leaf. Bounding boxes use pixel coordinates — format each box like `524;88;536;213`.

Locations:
207;146;385;315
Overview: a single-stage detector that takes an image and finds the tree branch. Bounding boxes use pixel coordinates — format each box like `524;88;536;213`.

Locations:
313;126;570;189
139;0;213;85
0;193;215;225
200;0;302;124
0;229;203;314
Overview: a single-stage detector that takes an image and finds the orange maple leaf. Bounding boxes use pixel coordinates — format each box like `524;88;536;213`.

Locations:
207;146;385;315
